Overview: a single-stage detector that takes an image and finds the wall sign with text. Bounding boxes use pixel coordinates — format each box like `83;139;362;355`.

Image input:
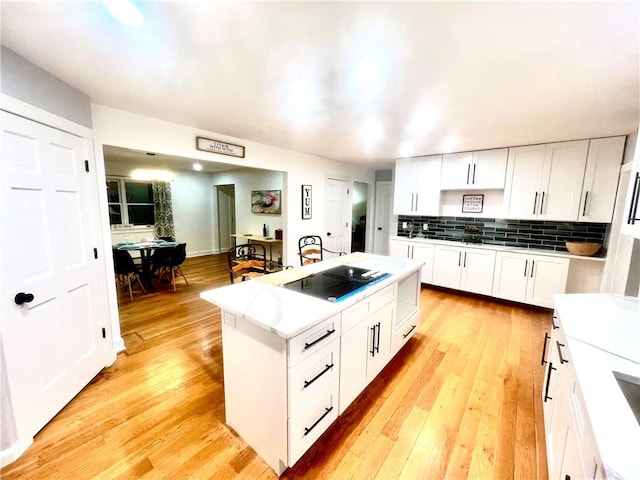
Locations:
462;194;484;213
302;185;312;219
196;136;245;158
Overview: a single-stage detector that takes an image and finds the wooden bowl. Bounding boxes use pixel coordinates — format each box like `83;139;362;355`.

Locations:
565;241;602;256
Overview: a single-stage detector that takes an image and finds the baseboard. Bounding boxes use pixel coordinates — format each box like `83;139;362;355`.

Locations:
0;437;33;468
186;249;215;258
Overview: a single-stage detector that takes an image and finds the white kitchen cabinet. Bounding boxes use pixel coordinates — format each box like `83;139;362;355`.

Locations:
504;140;589;221
440;148;508;190
388;238;434;284
393;155;442;215
432;244;496;296
339;288;395;414
622;132;640;238
492;251;569;308
578;136;625;223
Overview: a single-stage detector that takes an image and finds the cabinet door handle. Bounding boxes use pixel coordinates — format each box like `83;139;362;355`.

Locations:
557;341;569;364
533;192;538;215
402;324;417;338
582;191;589;217
551;315;559;330
539;191;545;214
541;332;550;365
472;163;477;184
370;324;377;356
524;259;528;277
543;362;556;402
304;406;334;436
530;260;535;278
375;321;381;353
415;193;419;211
458;251;461;267
463;251;467;268
411;246;414;258
411;193;415;212
629;172;640;225
466;163;471;184
303;363;334;389
304;329;336;351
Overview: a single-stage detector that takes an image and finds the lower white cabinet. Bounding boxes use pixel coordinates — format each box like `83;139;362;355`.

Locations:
492;252;569;308
389;238;434;284
432;245;496;296
542;312;604;480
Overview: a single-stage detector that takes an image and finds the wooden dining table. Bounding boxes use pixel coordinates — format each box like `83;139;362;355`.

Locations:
117;241;178;291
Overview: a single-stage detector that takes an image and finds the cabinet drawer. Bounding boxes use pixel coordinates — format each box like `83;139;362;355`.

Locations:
391;309;420;354
288;314;341;367
342;283;397;333
288;337;340;416
288;379;339;466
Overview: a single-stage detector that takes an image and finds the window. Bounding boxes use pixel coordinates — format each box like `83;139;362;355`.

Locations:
107;178;155;226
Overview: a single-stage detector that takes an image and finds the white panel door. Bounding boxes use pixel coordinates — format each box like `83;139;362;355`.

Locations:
541;140;589;220
1;111;106;444
412;243;435;284
525;255;570;308
473;148;508;190
324;177;350;256
432;245;462;289
392;159;416;215
504;145;546;219
414;155;442;216
373;181;392;255
460;248;496;296
492;252;529;303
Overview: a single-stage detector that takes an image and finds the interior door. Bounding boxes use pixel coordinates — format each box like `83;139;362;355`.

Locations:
324;177;350;256
216;184;235;252
373;181;392;255
1;111;106;447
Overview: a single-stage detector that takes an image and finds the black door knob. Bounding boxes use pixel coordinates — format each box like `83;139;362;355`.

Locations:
377;227;382;230
14;292;34;305
327;232;332;236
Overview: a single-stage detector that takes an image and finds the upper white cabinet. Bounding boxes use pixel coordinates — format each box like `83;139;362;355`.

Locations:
504;140;589;221
441;148;508;190
492;251;569;308
622;132;640;238
432;244;496;296
393;155;442;215
579;136;625;223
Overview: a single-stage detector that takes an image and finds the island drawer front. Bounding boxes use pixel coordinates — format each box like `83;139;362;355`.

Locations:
342;283;397;333
288;379;339;466
391;309;420;354
288;313;341;367
288;337;340;416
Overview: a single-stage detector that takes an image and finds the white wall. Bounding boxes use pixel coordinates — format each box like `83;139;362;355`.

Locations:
92;104;376;264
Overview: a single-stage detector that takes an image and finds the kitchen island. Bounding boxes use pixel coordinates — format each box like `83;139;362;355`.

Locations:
200;253;423;475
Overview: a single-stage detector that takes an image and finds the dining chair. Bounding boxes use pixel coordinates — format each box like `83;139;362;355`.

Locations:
227;244;267;284
297;235;346;266
113;248;147;301
154;243;189;292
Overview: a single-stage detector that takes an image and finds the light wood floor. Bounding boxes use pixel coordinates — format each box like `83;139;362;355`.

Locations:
1;254;551;479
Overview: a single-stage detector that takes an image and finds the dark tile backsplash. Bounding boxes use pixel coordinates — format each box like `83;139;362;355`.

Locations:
397;216;607;252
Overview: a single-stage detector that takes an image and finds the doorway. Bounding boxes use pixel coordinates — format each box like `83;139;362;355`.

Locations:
352;182;368;252
216;184;236;253
373;181;392;255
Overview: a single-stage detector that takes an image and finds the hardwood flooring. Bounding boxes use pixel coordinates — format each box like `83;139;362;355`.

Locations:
1;254;551;479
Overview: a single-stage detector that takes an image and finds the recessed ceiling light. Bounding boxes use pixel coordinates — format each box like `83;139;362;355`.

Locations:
193;163;203;171
103;0;144;28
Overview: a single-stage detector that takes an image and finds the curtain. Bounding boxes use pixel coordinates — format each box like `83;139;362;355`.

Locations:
153;182;175;240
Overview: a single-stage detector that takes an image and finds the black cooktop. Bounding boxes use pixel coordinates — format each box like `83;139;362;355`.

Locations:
283;265;390;302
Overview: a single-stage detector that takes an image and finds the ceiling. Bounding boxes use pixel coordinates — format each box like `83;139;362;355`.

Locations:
2;1;639;169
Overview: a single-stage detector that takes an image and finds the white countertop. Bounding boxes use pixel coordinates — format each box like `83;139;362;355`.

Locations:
390;235;606;262
554;294;640;480
200;253;423;338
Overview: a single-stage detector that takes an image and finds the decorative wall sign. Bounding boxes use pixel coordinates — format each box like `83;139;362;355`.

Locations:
462;194;484;213
251;190;281;214
196;136;245;158
302;184;312;219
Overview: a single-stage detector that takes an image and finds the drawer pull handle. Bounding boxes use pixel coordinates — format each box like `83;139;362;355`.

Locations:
304;328;336;350
543;362;556;402
541;332;550;366
402;324;417;339
304;406;334;436
303;363;334;389
557;342;569;364
551;315;559;330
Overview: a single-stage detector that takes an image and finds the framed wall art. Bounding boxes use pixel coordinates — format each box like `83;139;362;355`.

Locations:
251;190;281;214
302;184;312;219
462;194;484;213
